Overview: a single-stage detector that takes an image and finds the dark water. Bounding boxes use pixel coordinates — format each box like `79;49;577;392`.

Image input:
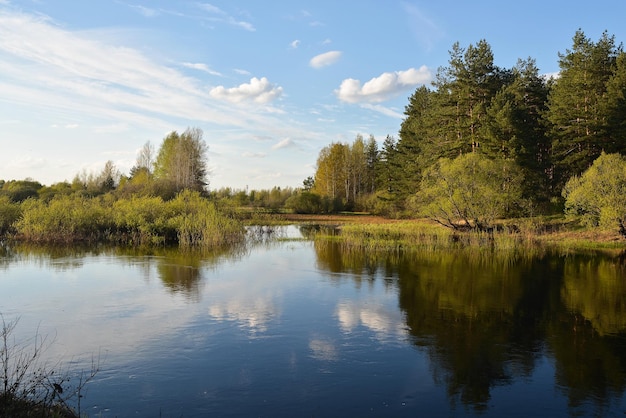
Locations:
1;226;626;417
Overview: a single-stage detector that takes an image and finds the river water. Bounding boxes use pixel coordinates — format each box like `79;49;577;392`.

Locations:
1;226;626;417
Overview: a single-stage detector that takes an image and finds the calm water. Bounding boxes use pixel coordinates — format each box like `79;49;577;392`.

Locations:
1;226;626;417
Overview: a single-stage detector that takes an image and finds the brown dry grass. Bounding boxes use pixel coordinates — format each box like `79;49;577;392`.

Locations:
280;213;403;225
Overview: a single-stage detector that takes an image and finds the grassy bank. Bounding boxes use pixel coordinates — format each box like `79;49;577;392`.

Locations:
278;214;626;253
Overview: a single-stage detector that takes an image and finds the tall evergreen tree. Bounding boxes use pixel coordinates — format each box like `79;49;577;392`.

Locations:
429;40;509;158
481;58;550;203
604;51;626;150
545;30;622;190
364;135;379;194
396;86;432;198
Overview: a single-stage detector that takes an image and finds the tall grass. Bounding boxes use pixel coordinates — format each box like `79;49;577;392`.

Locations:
316;220;539;254
15;195;112;243
10;191;244;248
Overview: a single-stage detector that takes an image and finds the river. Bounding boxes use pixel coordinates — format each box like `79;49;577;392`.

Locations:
1;226;626;417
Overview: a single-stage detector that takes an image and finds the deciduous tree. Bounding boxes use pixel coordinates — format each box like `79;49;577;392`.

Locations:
562;152;626;236
153;127;208;193
418;153;525;230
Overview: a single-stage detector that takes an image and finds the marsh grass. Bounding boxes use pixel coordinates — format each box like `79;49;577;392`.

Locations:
321;220;534;253
303;214;626;254
8;191;246;248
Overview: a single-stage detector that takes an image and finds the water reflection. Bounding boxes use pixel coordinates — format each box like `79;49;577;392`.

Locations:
1;231;626;416
313;240;626;413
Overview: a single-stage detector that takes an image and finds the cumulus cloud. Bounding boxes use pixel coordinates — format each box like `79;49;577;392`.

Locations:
290;39;300;49
309;50;342;68
335;66;432;103
209;77;283;104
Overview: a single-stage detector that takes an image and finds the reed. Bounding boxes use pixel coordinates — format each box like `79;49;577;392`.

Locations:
313;220;540;254
10;191;245;248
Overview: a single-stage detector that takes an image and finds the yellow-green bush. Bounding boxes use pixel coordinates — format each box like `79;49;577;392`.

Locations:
0;196;21;234
15;195;113;242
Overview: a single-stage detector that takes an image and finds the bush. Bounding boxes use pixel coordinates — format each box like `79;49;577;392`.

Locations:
15;195;113;242
418;153;525;230
113;195;174;244
563;152;626;235
170;190;244;247
0;196;21;235
285;192;323;214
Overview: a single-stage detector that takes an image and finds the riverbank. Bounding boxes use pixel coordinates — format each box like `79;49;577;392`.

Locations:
277;213;626;252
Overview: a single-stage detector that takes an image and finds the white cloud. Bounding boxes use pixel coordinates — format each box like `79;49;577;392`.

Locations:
0;9;246;126
290;39;300;49
196;3;255;32
309;50;342;68
361;104;404;119
209;77;283;104
234;68;251;76
130;5;159;18
181;62;222;76
335;66;432;103
242;151;266;158
272;138;294;150
197;3;225;15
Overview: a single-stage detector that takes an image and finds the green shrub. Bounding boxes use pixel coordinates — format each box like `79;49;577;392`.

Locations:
285;192;324;214
15;195;113;242
418;153;525;230
0;196;21;235
563;152;626;233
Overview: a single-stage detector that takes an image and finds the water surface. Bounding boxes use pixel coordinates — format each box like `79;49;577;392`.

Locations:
1;227;626;417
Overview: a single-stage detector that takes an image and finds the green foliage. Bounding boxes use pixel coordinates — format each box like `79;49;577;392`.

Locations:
153;128;208;192
312;135;379;210
171;190;244;247
0;196;21;234
0;180;43;202
562;152;626;231
15;195;113;242
285;192;324;214
112;195;173;244
546;30;625;189
418;153;525;230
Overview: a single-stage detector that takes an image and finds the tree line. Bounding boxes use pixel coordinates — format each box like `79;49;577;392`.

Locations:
302;30;626;232
2;30;626;237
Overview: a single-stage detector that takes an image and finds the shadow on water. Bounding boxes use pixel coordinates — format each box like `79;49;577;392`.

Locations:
313;239;626;414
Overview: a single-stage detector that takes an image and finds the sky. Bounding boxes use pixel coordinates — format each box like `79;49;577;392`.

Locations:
1;1;626;190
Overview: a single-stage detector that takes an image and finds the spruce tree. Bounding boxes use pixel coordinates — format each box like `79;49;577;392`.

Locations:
545;30;621;190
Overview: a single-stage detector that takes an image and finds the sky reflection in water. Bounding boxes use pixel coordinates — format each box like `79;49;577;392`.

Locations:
1;227;626;417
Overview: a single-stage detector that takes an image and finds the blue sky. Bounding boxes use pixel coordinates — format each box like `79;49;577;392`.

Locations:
1;0;625;190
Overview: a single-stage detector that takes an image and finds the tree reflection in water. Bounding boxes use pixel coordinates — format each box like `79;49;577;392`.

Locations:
313;239;626;412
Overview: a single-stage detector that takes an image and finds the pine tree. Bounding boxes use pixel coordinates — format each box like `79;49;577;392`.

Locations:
481;59;550;203
545;30;621;190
